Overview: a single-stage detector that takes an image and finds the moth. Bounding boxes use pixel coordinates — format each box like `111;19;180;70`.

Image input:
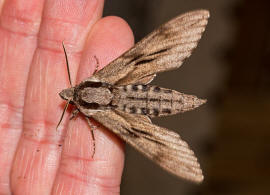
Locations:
58;10;209;183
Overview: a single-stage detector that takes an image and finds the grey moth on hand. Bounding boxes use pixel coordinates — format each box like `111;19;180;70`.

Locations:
58;10;209;183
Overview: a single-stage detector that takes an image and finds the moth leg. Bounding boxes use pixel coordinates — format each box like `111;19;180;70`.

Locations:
85;117;96;158
70;109;79;120
93;55;100;75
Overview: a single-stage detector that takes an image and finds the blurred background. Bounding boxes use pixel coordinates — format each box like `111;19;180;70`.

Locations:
104;0;270;194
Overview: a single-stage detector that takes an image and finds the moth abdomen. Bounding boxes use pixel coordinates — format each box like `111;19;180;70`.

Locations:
112;85;206;117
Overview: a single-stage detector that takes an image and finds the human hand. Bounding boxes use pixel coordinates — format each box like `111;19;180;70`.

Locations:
0;0;134;194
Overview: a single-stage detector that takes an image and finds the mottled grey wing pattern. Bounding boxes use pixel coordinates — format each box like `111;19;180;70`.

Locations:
92;110;203;183
92;10;209;85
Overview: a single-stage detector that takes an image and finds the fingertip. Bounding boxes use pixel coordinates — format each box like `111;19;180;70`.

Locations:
98;15;135;48
78;16;134;79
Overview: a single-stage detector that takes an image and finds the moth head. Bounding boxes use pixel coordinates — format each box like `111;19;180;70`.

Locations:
59;87;75;101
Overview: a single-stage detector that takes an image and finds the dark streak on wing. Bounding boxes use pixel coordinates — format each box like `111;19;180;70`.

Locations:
147;48;169;57
123;126;166;147
135;58;155;66
128;53;144;64
121;126;139;138
132;127;152;136
144;136;166;147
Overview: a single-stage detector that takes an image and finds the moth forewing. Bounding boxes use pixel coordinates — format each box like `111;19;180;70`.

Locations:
59;9;209;183
92;10;209;86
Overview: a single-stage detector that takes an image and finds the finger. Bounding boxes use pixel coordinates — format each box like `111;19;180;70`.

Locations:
11;0;104;194
52;16;134;194
0;0;44;193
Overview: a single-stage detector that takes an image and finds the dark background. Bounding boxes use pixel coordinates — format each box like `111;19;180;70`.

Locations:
104;0;270;194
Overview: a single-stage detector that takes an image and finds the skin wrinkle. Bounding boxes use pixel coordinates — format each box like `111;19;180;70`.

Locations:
59;169;121;191
69;180;74;195
44;58;49;110
22;135;63;148
38;55;43;107
0;37;7;80
59;182;65;195
13;147;25;187
54;182;64;195
37;149;43;181
40;22;83;47
66;127;72;152
42;16;89;28
79;130;85;163
0;104;22;131
0;101;23;115
63;153;107;163
27;151;35;184
0;0;43;36
20;148;28;180
37;43;84;55
0;15;41;37
23;118;58;133
28;152;36;193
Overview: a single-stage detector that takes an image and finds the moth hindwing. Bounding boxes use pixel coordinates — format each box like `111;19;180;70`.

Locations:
59;10;209;183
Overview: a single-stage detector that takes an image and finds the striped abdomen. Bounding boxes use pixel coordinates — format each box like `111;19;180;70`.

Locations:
111;84;205;117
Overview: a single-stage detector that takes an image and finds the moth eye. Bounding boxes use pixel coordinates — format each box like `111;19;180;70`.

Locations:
129;106;137;114
132;85;138;91
153;108;159;116
153;86;161;92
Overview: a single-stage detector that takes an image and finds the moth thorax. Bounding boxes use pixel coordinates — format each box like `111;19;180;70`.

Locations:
80;87;113;105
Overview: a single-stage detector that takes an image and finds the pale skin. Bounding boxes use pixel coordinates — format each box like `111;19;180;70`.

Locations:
0;0;134;194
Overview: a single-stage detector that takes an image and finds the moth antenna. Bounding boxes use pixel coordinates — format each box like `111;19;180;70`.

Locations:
62;42;73;87
56;100;70;130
